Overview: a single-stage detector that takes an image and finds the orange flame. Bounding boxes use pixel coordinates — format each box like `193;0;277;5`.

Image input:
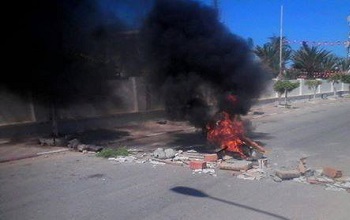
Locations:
206;111;246;158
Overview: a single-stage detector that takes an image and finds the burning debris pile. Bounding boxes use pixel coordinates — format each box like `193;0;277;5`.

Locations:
142;0;272;129
141;0;271;160
205;95;266;159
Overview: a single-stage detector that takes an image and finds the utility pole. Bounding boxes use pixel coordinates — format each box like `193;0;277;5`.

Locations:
213;0;219;18
213;0;218;10
347;15;350;60
279;5;284;79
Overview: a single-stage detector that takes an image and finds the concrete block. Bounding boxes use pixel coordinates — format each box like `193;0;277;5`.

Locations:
219;161;252;171
275;170;301;180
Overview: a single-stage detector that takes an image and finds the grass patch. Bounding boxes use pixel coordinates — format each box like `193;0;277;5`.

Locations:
96;147;129;158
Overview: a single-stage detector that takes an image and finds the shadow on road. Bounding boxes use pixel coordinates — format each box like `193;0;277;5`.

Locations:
170;186;289;220
169;132;216;153
70;129;130;145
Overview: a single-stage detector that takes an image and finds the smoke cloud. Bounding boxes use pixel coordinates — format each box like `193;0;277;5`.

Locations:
3;0;153;107
142;0;272;128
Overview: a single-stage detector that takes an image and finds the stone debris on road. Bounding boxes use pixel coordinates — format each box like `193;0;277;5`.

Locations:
106;148;350;193
37;135;350;193
275;169;301;180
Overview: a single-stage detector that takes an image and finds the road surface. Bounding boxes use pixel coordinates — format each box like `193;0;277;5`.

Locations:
1;98;349;220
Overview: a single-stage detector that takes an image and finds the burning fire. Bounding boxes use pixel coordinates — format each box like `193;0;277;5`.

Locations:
206;112;247;158
206;95;265;159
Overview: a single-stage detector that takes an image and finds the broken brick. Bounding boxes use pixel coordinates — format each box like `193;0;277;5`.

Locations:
204;154;218;162
322;167;342;179
189;160;207;170
306;178;319;185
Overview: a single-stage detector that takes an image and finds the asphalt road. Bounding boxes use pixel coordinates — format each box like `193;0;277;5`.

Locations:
250;98;350;176
1;99;350;220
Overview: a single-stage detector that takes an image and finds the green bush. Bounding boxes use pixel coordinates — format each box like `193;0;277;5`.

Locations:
305;80;322;99
341;75;350;84
304;80;322;89
273;80;300;105
96;147;129;158
273;80;300;94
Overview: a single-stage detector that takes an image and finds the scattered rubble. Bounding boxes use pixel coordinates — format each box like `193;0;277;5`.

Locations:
153;148;176;159
39;136;103;152
39;137;67;146
108;156;137;163
67;138;80;149
237;168;266;180
37;135;350;193
272;159;349;193
77;144;103;152
192;168;217;176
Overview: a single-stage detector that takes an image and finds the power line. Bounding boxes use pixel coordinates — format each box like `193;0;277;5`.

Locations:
284;40;348;46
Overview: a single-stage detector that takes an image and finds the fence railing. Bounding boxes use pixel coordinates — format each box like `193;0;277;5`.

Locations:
260;79;349;99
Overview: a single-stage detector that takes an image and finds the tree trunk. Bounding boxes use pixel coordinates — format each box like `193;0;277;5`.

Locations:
51;102;59;140
284;91;288;106
313;89;316;99
278;93;282;105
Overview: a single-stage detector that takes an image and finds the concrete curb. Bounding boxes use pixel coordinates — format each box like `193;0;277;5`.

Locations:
0;149;69;163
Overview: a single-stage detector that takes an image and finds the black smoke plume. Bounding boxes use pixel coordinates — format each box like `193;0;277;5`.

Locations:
142;0;272;128
3;0;152;107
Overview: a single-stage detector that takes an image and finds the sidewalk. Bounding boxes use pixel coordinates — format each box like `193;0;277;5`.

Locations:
1;97;348;163
0;138;69;163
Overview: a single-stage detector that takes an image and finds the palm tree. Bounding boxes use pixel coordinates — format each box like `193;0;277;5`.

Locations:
254;36;292;78
336;58;350;74
322;54;340;73
255;44;278;74
292;42;332;79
